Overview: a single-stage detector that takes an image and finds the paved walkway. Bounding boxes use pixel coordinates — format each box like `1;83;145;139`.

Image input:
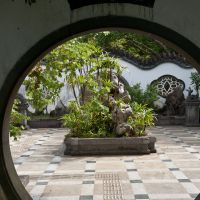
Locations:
10;126;200;200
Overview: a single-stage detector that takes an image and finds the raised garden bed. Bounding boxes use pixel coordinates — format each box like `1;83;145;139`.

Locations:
64;136;156;155
28;119;62;128
155;115;185;126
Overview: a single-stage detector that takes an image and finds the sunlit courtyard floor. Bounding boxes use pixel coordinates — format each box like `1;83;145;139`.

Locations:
10;126;200;200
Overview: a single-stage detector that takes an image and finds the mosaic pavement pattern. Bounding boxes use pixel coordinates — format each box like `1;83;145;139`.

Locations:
10;126;200;200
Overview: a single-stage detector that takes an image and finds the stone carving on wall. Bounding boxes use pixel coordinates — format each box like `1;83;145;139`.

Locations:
151;75;185;98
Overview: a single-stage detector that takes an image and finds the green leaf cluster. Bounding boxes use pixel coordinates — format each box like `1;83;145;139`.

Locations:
23;31;167;114
23;38;121;113
61;98;113;138
78;31;171;61
128;102;155;136
24;63;64;113
127;83;158;108
190;72;200;97
9;100;30;140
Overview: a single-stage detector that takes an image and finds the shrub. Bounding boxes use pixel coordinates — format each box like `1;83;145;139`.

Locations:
128;102;155;136
127;83;158;108
61;98;113;138
62;100;155;138
9;100;30;140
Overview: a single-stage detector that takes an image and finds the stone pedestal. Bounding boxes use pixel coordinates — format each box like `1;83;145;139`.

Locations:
185;100;200;126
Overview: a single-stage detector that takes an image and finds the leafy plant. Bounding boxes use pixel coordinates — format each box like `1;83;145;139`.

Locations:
9;100;30;140
79;31;171;61
61;98;112;138
23;61;64;113
23;31;168;114
24;32;157;138
190;72;200;98
59;39;156;138
24;39;121;113
128;102;155;136
127;83;158;108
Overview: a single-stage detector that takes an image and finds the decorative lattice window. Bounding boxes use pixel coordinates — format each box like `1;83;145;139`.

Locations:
151;75;185;98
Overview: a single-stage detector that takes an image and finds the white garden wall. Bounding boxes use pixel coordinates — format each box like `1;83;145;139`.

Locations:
18;59;197;113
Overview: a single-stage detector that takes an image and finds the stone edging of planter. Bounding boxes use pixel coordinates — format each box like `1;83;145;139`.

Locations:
64;136;156;155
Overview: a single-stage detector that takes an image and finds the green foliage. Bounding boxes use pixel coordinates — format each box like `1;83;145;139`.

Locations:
9;100;30;140
23;32;157;138
23;31;168;114
61;98;112;138
24;39;121;112
128;102;155;136
57;37;156;138
78;31;171;61
54;38;124;138
24;63;64;113
59;40;122;138
190;72;200;97
127;83;158;108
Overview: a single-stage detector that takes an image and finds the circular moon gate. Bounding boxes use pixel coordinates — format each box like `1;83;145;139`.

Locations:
0;16;200;200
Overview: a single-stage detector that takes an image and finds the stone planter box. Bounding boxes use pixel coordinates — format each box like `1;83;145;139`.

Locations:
64;136;156;155
28;119;62;128
155;115;185;126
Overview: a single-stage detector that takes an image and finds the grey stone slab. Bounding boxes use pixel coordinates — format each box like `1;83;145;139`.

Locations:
190;193;200;199
178;179;191;182
85;170;95;173
79;195;93;200
130;180;143;183
44;170;54;173
36;181;48;185
169;168;180;171
83;181;94;184
19;175;29;186
127;169;137;171
162;159;172;162
135;194;149;199
125;160;134;163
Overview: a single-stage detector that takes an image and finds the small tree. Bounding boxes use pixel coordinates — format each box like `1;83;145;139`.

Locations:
23;62;64;113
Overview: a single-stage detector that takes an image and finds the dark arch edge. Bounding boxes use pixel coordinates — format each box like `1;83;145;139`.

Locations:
0;15;200;199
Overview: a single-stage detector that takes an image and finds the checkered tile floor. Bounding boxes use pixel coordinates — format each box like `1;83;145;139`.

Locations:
10;126;200;200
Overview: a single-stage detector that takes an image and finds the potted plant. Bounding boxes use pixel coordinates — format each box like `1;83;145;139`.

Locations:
62;99;156;155
59;41;156;155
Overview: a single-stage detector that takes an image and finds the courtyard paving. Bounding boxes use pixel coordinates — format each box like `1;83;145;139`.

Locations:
10;126;200;200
